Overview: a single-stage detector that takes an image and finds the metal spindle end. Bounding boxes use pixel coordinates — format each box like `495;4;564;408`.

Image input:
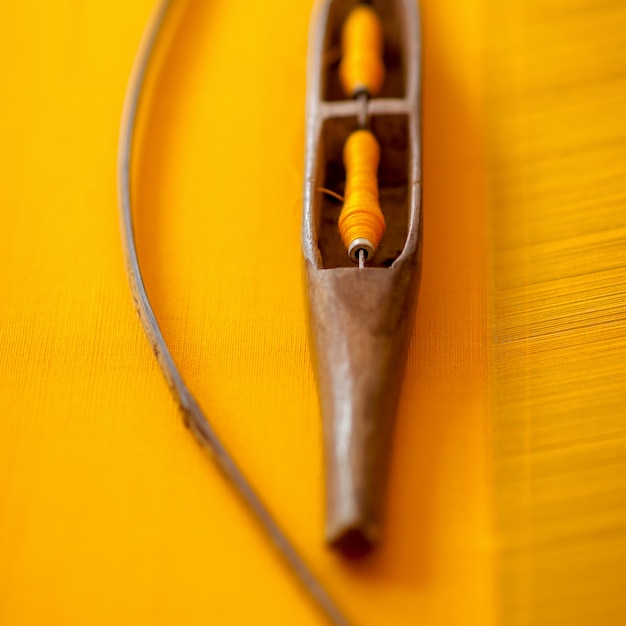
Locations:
349;238;374;266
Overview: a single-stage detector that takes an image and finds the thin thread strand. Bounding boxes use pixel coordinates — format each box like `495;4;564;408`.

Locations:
116;2;353;625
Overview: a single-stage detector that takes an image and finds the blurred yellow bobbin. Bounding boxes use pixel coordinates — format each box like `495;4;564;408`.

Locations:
339;5;385;97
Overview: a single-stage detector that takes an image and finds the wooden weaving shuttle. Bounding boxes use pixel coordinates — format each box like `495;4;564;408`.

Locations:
118;0;420;619
303;0;422;556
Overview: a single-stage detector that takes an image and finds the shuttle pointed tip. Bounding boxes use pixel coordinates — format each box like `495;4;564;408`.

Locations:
327;521;379;559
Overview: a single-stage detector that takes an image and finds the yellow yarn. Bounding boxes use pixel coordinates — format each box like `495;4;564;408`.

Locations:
338;129;386;260
339;5;385;97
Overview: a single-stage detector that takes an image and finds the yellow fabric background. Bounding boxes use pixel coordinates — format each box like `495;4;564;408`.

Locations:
0;0;624;624
489;1;626;623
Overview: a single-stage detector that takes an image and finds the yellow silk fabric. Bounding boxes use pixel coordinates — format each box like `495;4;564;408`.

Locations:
0;1;624;625
489;1;626;623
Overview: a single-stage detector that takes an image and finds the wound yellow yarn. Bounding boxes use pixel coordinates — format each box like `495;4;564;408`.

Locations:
338;129;386;260
339;5;385;97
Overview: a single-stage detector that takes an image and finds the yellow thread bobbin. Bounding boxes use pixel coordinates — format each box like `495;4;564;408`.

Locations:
339;5;385;97
338;129;385;264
